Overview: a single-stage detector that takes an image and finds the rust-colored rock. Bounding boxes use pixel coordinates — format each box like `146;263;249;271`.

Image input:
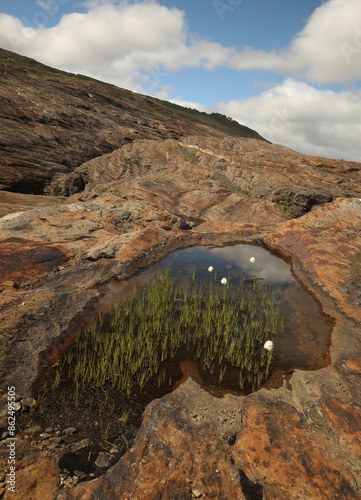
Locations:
0;191;66;218
232;397;360;499
58;379;245;500
56;136;361;223
173;361;205;389
0;237;69;284
264;198;361;323
0;438;61;500
1;50;361;500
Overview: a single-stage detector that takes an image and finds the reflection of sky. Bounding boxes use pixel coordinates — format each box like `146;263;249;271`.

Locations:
208;244;294;284
102;242;328;371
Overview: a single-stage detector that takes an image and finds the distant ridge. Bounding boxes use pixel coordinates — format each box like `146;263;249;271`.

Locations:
0;46;267;142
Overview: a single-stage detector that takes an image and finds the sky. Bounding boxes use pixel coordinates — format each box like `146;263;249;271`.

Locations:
0;0;361;161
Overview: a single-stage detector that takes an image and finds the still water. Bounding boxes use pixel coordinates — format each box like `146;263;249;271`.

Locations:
105;243;331;377
24;243;331;450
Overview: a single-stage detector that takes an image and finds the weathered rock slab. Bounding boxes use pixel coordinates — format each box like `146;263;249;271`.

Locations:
58;379;246;500
0;136;361;499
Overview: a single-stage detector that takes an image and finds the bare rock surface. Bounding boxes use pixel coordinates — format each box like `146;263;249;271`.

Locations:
1;50;361;500
0;436;61;500
58;378;246;500
48;197;361;500
1;180;360;500
264;197;361;323
55;135;361;221
0;191;66;218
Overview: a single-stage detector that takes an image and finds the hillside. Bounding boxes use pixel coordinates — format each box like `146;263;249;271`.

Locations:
0;47;265;197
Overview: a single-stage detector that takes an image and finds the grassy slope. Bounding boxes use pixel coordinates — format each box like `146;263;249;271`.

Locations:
0;47;267;141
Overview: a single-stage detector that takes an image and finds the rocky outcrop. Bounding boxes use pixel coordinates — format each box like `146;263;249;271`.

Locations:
1;51;361;500
264;198;361;324
0;48;263;197
51;136;361;221
0;435;62;500
52;198;360;500
1;180;361;499
5;132;361;395
0;191;66;218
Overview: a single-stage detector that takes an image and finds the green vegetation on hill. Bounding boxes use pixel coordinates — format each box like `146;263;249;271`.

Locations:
0;47;266;141
151;99;266;139
0;47;69;75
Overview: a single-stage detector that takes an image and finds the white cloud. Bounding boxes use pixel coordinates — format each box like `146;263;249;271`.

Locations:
1;0;360;90
252;81;279;90
213;79;361;161
229;0;361;84
286;0;361;83
0;2;233;93
169;98;206;112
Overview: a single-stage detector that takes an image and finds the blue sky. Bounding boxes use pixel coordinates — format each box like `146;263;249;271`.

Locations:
0;0;361;161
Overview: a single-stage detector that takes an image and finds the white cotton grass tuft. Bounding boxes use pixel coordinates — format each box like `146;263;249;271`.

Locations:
221;277;227;285
263;340;273;351
208;266;214;272
250;257;255;264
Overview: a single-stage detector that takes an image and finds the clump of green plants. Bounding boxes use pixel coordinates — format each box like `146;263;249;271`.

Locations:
277;197;293;214
49;267;284;403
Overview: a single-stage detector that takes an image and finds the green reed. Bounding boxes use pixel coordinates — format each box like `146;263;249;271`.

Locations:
47;267;284;409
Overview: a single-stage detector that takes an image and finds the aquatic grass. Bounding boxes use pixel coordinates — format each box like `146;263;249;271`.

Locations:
42;265;284;425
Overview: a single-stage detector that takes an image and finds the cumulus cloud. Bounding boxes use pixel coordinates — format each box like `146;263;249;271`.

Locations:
287;0;361;83
0;2;234;93
230;0;361;84
213;79;361;161
1;0;360;88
